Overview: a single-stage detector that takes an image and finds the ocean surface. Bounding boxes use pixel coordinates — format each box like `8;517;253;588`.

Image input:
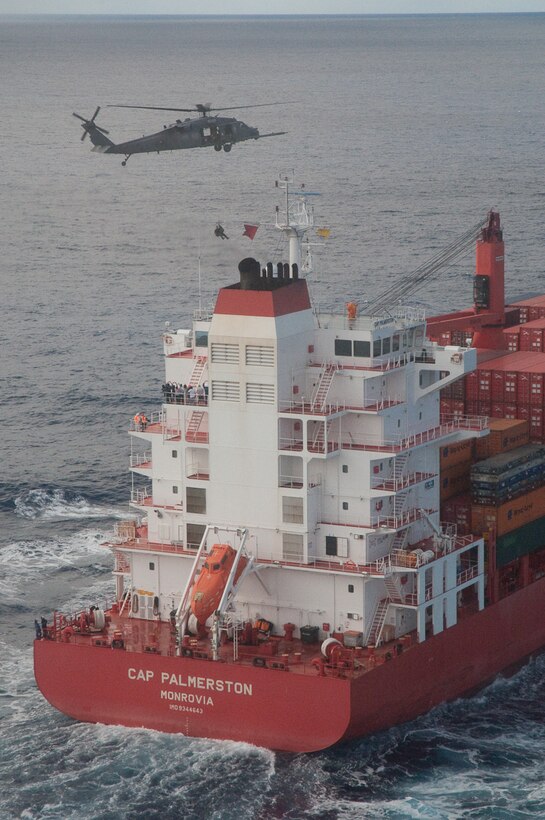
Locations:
2;13;545;819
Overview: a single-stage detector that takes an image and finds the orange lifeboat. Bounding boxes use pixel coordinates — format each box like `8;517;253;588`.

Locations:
190;544;247;626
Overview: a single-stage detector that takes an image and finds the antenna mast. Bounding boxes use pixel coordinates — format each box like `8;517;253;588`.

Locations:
274;170;318;274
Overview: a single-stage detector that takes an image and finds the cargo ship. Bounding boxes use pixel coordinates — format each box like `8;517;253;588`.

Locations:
34;179;545;753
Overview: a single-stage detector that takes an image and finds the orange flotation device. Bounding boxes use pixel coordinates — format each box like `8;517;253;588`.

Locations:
190;544;247;626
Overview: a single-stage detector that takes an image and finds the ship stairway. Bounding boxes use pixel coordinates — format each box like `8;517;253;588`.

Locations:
186;410;205;442
311;363;337;412
365;598;389;647
384;571;405;604
390;526;409;553
393;451;410;489
189;355;207;388
311;419;331;451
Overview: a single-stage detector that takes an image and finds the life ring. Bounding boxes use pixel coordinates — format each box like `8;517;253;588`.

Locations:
344;560;357;571
164;335;173;345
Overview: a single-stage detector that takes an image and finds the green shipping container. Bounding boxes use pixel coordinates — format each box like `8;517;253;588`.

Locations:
495;514;545;568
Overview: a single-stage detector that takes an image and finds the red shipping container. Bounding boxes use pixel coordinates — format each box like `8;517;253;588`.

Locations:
520;327;532;352
478;371;491;398
517;404;530;421
451;399;465;418
465;399;478;416
517;371;530;404
477;399;491;416
451;379;465;400
530;328;544;352
465;371;478;400
530;407;544;441
530;372;545;406
491;370;505;401
504;332;519;352
440;399;452;418
504;403;518;419
441;384;453;400
490;402;505;418
503;371;518;402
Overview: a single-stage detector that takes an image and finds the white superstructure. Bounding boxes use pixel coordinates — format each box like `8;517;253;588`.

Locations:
111;183;486;649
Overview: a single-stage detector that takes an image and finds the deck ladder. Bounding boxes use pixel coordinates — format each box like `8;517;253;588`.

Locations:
311;363;337;412
186;410;205;442
365;598;389;646
189;355;207;387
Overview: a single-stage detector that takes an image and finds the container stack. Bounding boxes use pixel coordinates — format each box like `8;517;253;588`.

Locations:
470;444;545;506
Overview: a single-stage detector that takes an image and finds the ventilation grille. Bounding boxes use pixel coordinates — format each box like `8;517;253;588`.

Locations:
246;345;274;367
211;343;239;364
246;382;275;404
211;380;240;402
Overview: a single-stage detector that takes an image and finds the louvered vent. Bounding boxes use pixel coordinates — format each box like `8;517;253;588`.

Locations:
211;343;239;364
246;345;274;366
211;380;240;402
246;383;275;404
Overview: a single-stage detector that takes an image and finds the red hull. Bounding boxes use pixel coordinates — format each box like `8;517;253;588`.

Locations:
34;575;545;752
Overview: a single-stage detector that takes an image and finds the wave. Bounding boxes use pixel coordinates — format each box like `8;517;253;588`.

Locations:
13;489;130;521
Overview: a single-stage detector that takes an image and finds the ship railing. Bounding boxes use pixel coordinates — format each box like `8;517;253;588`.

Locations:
129;451;152;468
129;410;163;432
371;471;436;491
278;436;304;451
278;474;322;489
130;487;151;504
340;416;488;453
278;399;348;415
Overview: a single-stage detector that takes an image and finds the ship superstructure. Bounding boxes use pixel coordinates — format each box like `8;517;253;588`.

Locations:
34;183;545;753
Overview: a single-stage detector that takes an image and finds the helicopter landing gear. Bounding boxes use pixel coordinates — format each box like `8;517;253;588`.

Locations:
121;154;132;167
214;143;222;152
223;144;232;153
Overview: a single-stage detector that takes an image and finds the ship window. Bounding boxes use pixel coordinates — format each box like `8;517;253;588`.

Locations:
149;562;155;570
187;523;206;549
335;339;352;357
172;450;178;458
348;584;354;593
326;536;338;556
383;337;391;354
282;496;304;524
172;485;178;494
392;334;400;352
282;533;304;561
186;487;206;514
342;465;348;473
342;502;349;510
373;339;382;357
353;340;370;357
195;330;208;347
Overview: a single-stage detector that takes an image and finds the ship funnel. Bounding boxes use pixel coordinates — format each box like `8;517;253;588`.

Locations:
238;257;261;290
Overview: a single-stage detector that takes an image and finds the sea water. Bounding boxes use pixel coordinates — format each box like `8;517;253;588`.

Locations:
2;13;545;819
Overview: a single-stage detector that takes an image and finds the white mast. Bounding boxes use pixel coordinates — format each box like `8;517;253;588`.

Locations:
274;171;317;274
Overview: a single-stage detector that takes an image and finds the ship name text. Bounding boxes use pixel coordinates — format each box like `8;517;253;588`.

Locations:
127;667;253;695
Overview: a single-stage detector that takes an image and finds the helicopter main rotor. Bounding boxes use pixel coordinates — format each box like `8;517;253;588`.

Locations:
107;101;294;117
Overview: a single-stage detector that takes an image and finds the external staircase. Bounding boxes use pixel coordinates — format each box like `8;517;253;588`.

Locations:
311;363;337;412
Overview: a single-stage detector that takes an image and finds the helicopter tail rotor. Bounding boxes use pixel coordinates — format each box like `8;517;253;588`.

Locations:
73;106;110;141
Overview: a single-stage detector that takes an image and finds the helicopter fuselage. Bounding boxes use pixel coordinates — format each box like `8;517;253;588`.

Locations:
92;115;259;156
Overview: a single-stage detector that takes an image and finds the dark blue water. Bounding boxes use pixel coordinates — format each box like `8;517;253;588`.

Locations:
2;13;545;819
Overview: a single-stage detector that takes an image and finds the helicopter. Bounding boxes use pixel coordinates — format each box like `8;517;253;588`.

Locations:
73;102;288;166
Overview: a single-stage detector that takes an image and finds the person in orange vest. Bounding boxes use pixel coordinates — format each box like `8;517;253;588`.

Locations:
346;302;358;322
133;412;142;431
141;413;149;430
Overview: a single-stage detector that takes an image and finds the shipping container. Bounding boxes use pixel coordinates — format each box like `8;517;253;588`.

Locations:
503;331;520;352
440;462;471;502
496;514;545;567
470;483;545;537
475;418;530;461
465;371;478;400
440;438;474;469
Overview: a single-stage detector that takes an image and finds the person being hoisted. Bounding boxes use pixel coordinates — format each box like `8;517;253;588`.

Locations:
214;223;229;240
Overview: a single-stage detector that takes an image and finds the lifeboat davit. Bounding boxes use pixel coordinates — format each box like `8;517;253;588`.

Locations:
190;544;247;626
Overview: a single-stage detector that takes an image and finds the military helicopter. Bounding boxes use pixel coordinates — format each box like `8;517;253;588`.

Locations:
73;102;287;166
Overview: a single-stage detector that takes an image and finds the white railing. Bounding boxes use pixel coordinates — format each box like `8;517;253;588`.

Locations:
129;451;152;468
278;436;304;451
130;487;151;504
